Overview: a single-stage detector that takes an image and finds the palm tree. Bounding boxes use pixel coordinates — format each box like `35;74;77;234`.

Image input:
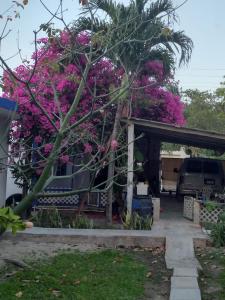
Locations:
77;0;193;74
76;0;193;223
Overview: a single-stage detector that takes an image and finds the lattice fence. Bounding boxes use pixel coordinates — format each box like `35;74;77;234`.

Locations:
34;190;107;209
183;196;194;220
200;205;224;223
87;192;107;208
100;192;107;207
35;193;80;208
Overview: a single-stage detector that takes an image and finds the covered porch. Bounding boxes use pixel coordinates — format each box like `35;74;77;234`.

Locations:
126;117;225;218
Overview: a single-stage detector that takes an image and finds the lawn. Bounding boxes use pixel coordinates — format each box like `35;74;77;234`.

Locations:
0;249;169;300
196;247;225;300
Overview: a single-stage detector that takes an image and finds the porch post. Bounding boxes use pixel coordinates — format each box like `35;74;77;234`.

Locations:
193;200;200;225
126;122;134;215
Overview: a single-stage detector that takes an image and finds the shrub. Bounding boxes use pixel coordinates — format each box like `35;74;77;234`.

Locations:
33;208;93;229
122;212;152;230
0;207;25;234
33;207;63;228
69;214;93;229
205;201;218;212
210;212;225;247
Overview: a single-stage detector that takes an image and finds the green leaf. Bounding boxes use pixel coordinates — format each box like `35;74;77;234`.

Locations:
0;208;25;234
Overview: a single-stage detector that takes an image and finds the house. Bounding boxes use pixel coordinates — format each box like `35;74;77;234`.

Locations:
4;107;225;218
36;117;225;217
0;97;17;207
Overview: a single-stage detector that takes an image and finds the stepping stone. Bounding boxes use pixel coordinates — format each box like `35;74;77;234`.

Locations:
165;236;202;270
170;288;201;300
173;267;198;277
166;236;194;260
171;276;199;289
166;258;201;269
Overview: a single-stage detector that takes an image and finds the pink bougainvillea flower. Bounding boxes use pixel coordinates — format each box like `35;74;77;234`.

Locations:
145;60;164;79
111;139;118;151
84;143;93;154
34;135;42;144
98;145;105;152
76;31;90;45
44;143;53;154
60;155;70;164
60;30;70;44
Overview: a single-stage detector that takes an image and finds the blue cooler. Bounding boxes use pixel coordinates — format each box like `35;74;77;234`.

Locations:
132;196;153;217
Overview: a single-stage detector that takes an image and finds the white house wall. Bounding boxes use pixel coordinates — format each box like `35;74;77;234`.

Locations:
6;167;22;200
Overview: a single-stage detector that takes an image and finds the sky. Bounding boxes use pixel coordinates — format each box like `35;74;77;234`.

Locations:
1;0;225;92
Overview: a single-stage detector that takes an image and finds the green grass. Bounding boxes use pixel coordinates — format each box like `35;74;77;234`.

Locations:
0;250;148;300
197;248;225;300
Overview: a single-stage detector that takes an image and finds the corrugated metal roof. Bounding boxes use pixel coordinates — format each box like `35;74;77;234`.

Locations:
125;118;225;150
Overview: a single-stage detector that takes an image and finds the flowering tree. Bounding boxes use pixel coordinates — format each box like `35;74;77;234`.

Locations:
0;0;189;222
78;0;192;220
3;31;121;186
131;61;185;125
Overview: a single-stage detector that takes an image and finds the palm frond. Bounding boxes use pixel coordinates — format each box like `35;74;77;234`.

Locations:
77;0;193;70
150;30;193;65
170;31;193;65
146;0;174;20
146;48;175;75
89;0;122;23
74;16;109;33
135;0;148;13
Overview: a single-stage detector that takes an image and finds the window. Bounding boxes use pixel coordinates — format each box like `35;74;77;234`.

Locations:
203;161;219;174
56;163;67;176
186;160;202;173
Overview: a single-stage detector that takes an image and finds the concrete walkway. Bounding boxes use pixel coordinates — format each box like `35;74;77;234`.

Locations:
155;218;203;300
158;195;203;299
166;236;201;300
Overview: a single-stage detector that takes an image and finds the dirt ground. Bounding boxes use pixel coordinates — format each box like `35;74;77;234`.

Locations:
0;239;101;269
134;248;171;300
196;246;225;300
0;237;171;300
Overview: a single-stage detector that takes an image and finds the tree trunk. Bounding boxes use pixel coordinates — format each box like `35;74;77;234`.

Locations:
106;102;123;224
14;133;64;215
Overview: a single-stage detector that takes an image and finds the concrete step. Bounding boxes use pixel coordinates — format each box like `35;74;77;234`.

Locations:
170;288;201;300
165;236;201;270
171;276;199;289
173;267;198;277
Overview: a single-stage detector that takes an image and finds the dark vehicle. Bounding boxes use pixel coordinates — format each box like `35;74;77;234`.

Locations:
5;193;22;208
176;158;224;196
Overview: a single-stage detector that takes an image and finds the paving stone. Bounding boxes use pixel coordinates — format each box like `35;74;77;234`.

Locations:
173;267;198;277
165;236;202;270
166;257;201;269
170;288;201;300
171;276;199;289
